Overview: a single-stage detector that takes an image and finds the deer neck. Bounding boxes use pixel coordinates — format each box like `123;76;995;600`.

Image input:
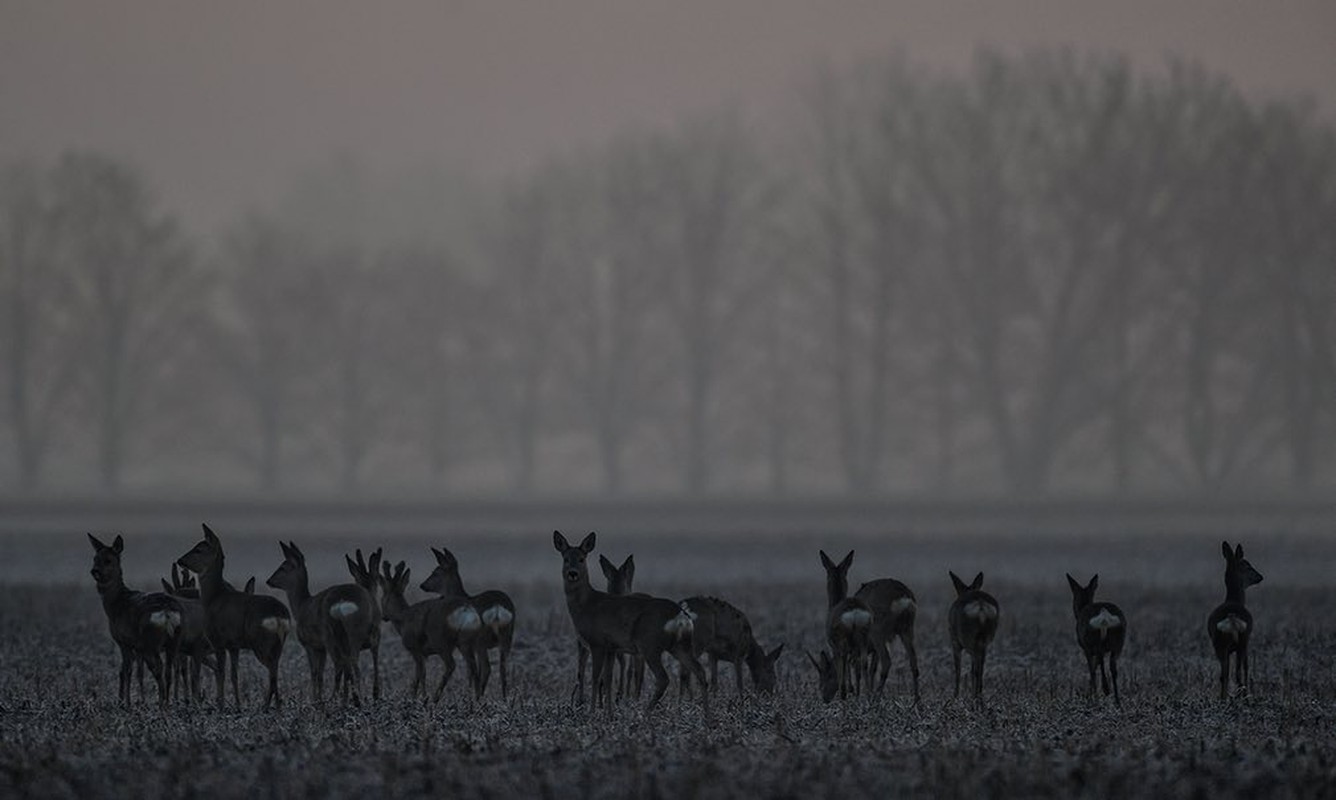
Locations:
97;571;133;609
825;576;847;608
441;570;467;598
1224;569;1248;605
565;566;594;606
282;569;312;609
195;555;228;604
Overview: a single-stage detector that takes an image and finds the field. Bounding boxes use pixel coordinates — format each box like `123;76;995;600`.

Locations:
2;510;1335;799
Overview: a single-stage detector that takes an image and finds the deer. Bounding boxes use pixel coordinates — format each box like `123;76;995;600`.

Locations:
553;531;708;713
177;523;290;711
378;559;481;703
573;553;637;705
420;546;516;699
815;550;874;702
159;565;219;703
87;533;183;707
343;548;384;701
948;571;1000;704
1208;541;1264;700
1066;573;1126;706
681;596;784;697
266;541;377;707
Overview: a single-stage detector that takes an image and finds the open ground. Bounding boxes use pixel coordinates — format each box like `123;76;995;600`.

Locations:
2;508;1335;799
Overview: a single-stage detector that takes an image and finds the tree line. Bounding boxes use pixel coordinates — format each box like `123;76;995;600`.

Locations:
3;48;1334;497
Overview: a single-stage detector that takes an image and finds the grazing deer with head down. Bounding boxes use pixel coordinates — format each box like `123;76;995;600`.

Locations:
682;596;784;697
379;559;481;702
553;531;708;713
1208;541;1264;700
267;540;377;706
421;546;516;699
343;548;384;701
177;523;290;711
1066;573;1126;706
88;534;183;706
948;571;999;704
816;550;873;702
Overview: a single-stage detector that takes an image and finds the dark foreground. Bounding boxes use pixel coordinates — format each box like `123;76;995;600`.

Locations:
2;525;1335;799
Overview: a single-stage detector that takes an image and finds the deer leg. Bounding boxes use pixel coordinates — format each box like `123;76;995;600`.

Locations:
575;643;588;705
372;643;381;702
951;645;962;699
499;637;510;700
411;652;426;699
116;646;133;706
1098;655;1111;696
432;650;458;705
589;647;610;711
1086;653;1099;699
1217;648;1229;700
143;651;167;706
673;644;710;715
644;651;672;711
972;648;986;703
475;647;492;700
735;655;746;698
1110;652;1121;707
1240;643;1250;694
136;656;145;702
230;648;241;710
214;648;227;711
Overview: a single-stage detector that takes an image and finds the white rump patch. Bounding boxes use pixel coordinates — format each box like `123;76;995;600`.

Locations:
448;605;482;633
663;602;697;638
1088;609;1123;640
1216;616;1248;640
890;597;916;615
149;610;181;635
839;608;873;629
481;606;514;629
963;601;998;622
261;616;290;635
328;601;360;619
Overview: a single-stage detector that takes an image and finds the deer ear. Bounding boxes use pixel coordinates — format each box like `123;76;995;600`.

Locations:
839;550;855;571
949;571;967;595
819;550;835;570
1066;573;1081;593
599;555;616;581
111;535;124;554
1087;574;1099;593
346;554;358;575
580;532;596;553
553;531;569;552
369;548;382;573
1221;541;1233;560
244;576;255;593
971;572;984;590
88;533;106;551
1235;543;1244;559
202;523;217;542
289;542;305;564
623;555;635;583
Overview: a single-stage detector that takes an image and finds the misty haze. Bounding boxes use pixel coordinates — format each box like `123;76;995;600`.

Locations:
1;3;1335;800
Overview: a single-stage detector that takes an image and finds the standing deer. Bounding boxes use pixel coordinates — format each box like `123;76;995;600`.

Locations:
681;596;784;696
817;550;873;701
160;565;216;703
87;534;183;707
1066;573;1126;706
574;554;636;704
177;523;290;711
1208;541;1264;700
379;560;481;703
420;546;515;699
343;548;384;701
948;571;999;704
855;575;920;703
553;531;708;713
266;541;377;707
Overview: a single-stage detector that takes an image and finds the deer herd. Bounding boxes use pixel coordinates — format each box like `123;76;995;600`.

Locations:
85;524;1265;712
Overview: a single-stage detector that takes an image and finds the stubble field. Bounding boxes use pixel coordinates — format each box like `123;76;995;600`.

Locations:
2;518;1335;799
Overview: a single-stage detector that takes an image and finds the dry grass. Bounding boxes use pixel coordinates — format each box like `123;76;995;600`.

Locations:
2;527;1335;798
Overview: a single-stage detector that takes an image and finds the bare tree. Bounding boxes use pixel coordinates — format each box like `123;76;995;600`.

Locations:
0;160;80;488
51;153;201;491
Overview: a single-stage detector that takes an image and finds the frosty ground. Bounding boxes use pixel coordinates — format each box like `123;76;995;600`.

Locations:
2;522;1334;799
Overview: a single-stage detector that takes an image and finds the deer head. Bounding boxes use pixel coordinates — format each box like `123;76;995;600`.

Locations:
379;560;412;622
950;571;985;596
819;550;854;606
346;548;383;596
177;523;223;574
553;531;596;589
598;553;635;594
420;546;462;594
88;533;125;593
747;643;785;694
266;541;308;594
1066;573;1098;616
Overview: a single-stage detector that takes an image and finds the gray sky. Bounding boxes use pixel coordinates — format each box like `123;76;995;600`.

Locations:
3;1;1333;234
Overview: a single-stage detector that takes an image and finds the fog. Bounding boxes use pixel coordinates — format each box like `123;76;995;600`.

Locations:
2;3;1335;502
